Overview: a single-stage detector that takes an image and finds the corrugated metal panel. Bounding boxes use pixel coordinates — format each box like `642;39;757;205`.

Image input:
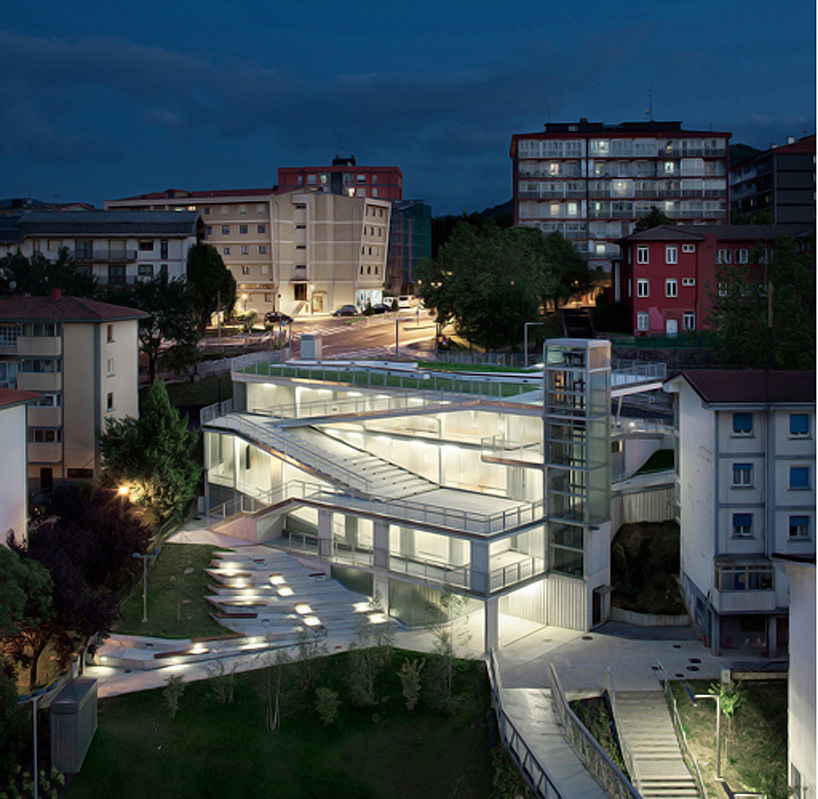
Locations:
500;578;547;624
545;574;588;630
621;488;675;523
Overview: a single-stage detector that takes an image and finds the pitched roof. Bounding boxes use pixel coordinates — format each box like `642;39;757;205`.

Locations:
0;388;40;409
623;226;706;242
675;370;816;405
16;210;200;236
623;223;813;243
109;187;275;202
0;295;148;322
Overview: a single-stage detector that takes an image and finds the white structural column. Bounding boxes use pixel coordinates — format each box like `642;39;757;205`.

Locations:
317;509;333;558
470;539;490;594
373;572;390;614
484;596;499;653
373;519;389;569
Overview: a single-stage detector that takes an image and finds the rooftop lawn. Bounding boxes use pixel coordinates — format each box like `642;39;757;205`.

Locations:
68;650;497;799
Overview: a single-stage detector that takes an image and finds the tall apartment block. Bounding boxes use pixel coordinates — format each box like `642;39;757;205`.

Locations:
510;119;731;276
386;200;432;296
730;134;816;225
277;155;403;201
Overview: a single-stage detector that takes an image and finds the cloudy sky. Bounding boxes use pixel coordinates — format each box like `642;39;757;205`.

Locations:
2;0;814;214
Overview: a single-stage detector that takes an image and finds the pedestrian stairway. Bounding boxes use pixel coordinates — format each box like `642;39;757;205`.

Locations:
610;689;699;799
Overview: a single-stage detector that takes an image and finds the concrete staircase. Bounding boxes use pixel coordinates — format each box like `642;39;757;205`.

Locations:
611;690;699;799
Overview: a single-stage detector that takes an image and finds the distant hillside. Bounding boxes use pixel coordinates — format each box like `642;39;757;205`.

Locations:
475;199;513;223
730;143;762;167
430;200;514;258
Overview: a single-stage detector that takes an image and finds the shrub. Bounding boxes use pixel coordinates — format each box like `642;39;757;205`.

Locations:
163;674;186;720
314;687;340;726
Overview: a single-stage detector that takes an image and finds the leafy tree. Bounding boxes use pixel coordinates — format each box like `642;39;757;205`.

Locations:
398;658;425;711
163;673;186;720
0;670;28;788
708;236;815;369
536;229;604;311
633;206;674;233
314;687;340;726
0;249;97;297
186;243;237;334
98;380;201;521
0;547;53;640
102;275;200;382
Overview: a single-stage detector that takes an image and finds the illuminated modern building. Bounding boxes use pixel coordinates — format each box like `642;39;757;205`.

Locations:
386;200;431;296
200;340;670;650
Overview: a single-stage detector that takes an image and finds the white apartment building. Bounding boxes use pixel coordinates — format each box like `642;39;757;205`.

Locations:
199;341;668;650
106;188;389;316
665;370;815;655
0;388;38;545
2;211;201;284
0;293;146;489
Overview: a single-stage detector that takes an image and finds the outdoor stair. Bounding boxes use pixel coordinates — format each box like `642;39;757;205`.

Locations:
560;308;597;339
610;689;699;799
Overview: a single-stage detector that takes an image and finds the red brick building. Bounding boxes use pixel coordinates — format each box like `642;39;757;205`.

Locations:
277;155;403;201
618;224;813;336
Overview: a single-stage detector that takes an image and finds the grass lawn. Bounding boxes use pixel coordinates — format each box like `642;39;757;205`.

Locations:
68;651;495;799
570;696;629;778
670;679;788;799
420;361;540;374
116;543;229;639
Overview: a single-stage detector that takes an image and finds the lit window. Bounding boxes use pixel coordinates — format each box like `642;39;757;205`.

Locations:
790;414;810;436
790;467;810;490
636;246;649;264
665;279;678;297
664;161;675;174
789;516;810;539
732;513;753;538
732;413;753;435
636;279;649;297
732;463;753;486
665;245;678;264
550;203;560;217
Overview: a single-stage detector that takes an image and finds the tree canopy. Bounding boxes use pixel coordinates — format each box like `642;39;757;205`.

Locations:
707;235;815;369
98;379;201;521
0;249;96;297
186;243;237;334
633;206;674;233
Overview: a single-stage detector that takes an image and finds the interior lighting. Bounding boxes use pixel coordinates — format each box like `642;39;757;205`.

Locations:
270;575;285;585
295;603;312;615
303;615;321;626
277;587;294;597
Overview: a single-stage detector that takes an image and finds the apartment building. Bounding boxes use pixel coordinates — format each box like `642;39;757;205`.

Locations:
199;340;668;650
510;119;731;274
664;370;815;655
618;223;812;336
730;134;816;225
1;211;202;284
277;155;403;201
386;200;432;296
0;388;39;544
0;292;146;489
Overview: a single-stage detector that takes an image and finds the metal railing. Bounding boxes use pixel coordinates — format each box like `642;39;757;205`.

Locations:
550;664;641;799
604;668;640;791
487;650;566;798
489;556;544;591
610;359;667;381
200;398;234;425
656;660;708;799
481;435;543;464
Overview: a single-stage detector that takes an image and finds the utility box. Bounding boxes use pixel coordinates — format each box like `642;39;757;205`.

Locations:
50;678;98;774
300;334;322;360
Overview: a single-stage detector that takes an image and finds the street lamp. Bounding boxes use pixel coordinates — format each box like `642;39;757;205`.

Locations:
684;683;722;779
132;548;162;624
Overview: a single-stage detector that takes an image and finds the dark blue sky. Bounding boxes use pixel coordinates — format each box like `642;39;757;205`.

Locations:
2;0;815;215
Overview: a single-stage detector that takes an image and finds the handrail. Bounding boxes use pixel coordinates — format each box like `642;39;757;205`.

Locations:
487;650;567;799
655;660;708;799
550;664;641;799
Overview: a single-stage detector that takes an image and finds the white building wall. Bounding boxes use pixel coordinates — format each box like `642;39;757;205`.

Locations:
0;403;28;545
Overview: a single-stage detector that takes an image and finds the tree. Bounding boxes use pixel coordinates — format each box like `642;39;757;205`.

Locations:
98;380;201;521
708;236;815;369
102;275;200;382
0;547;53;640
186;243;237;335
0;671;28;789
0;249;96;297
536;229;605;311
633;206;674;233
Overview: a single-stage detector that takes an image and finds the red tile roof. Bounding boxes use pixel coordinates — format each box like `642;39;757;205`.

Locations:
676;370;816;404
110;187;275;202
0;388;40;408
0;295;148;322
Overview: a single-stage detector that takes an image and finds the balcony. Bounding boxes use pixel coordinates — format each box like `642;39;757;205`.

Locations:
711;558;776;613
16;337;61;357
72;248;138;263
17;372;61;391
28;407;62;428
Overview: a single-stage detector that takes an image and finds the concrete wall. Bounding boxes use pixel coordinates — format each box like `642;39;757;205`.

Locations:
0;402;28;544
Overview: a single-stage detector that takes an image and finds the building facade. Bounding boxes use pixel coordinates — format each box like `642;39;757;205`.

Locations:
277;155;403;202
0;388;38;545
510;119;731;273
665;370;815;655
618;223;813;336
1;211;202;284
0;293;146;489
386;200;432;296
730;134;816;225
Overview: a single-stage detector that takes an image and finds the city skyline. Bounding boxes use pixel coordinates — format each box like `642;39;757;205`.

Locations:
1;0;815;215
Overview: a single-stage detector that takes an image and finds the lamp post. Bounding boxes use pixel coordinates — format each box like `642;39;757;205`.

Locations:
684;684;721;779
523;321;541;369
395;314;399;359
132;548;162;624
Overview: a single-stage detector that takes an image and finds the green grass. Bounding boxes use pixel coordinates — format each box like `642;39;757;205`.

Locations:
670;679;788;799
68;651;493;799
635;448;674;474
117;544;229;639
420;361;539;374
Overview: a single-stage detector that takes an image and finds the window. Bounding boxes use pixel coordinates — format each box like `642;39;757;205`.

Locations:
790;515;810;539
718;282;727;297
259;245;268;254
665;245;678;264
108;264;126;284
0;324;20;346
257;224;266;234
222;225;230;235
682;277;695;287
239;225;248;234
204;207;211;215
665;279;678;297
160;240;168;259
732;513;753;538
293;283;308;301
636;312;649;331
21;323;58;337
717;249;731;264
138;264;153;277
356;174;366;183
295;244;306;250
636;279;649;298
790;467;810;490
107;324;114;343
371;175;378;184
716;563;773;590
732;463;753;486
239;205;247;215
307;174;317;184
75;240;93;259
28;429;62;444
107;392;114;411
636;245;649;264
732;412;753;434
682;244;695;253
106;358;115;376
790;414;810;436
159;264;168;278
30;393;61;407
241;266;250;276
295;224;306;230
664;161;675;174
205;226;213;236
737;249;749;264
223;246;231;255
138;240;154;251
372;188;378;197
356;188;366;197
683;312;695;330
240;245;249;255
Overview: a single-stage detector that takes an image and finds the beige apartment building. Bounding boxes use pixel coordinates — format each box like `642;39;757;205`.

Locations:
0;293;146;489
106;187;390;315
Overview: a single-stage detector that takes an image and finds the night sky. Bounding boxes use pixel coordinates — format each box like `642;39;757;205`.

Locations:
2;0;815;215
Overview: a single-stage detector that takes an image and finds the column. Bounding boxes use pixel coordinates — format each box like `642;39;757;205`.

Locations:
317;509;332;559
470;539;490;594
373;572;390;614
484;596;499;654
373;519;389;569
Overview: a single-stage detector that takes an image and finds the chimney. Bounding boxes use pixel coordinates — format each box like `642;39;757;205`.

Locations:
50;288;62;303
787;135;796;144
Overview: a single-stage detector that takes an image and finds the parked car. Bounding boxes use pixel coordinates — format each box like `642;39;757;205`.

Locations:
264;311;293;325
397;295;414;309
371;302;390;314
332;304;359;317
